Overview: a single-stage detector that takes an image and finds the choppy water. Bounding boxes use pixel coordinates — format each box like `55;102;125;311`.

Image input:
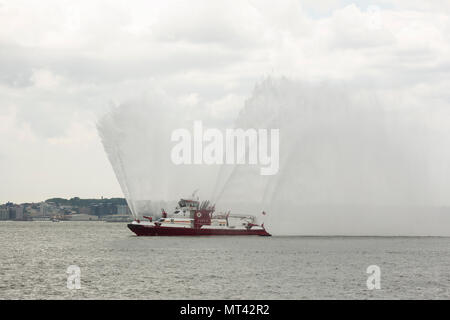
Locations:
0;221;449;299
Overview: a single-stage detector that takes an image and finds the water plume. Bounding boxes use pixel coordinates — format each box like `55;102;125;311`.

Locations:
97;92;220;219
98;78;450;235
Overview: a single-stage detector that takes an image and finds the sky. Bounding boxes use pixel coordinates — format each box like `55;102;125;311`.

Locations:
1;0;450;203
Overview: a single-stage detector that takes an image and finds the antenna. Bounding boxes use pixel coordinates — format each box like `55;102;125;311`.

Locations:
191;189;199;199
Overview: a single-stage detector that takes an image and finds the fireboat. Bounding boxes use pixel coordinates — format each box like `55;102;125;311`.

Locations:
127;198;271;236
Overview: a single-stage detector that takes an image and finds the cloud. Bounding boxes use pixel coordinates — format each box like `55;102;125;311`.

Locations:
0;0;449;202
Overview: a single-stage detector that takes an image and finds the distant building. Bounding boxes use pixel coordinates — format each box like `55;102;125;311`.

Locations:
1;197;130;220
0;207;9;220
13;206;24;220
0;205;25;220
90;203;121;216
40;202;47;217
79;207;92;215
117;205;131;215
24;204;41;217
39;202;62;217
69;214;99;221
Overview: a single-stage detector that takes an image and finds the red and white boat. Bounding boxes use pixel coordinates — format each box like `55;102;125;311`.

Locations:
127;198;271;236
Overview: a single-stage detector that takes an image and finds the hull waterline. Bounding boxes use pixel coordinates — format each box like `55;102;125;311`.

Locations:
128;224;271;236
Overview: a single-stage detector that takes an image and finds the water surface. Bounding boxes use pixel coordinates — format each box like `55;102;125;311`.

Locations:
0;221;449;299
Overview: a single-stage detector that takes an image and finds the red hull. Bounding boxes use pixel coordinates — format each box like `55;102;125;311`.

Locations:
127;224;271;236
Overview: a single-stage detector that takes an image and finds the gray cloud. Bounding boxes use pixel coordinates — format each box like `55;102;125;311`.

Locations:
0;0;449;203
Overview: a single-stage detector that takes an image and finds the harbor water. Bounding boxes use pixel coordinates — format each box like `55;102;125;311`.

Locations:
0;221;449;299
